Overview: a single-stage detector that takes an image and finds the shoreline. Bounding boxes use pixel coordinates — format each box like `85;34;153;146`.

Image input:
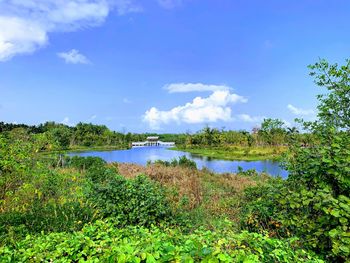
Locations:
169;146;287;161
39;145;130;155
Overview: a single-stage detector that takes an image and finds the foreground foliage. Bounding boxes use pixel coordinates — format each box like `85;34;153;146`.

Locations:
0;219;323;263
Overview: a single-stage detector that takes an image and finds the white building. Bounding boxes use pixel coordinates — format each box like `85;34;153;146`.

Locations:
132;136;175;147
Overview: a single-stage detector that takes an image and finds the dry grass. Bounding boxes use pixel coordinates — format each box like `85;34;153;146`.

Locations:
196;171;271;225
112;162;270;222
214;172;261;193
112;163;203;209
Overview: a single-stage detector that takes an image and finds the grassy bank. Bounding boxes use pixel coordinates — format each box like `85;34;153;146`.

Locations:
171;146;287;161
40;144;130;155
67;145;130;153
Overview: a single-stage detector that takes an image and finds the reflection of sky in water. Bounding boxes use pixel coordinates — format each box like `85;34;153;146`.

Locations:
71;146;288;178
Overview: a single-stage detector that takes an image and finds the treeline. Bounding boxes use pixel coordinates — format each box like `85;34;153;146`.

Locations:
0;119;313;153
179;119;315;149
0;121;145;150
0;121;187;151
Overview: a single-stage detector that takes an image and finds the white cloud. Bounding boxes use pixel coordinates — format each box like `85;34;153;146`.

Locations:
0;16;47;61
164;83;230;93
57;49;90;64
61;117;73;126
0;0;140;61
157;0;183;9
287;104;314;116
237;114;264;123
144;89;247;129
123;98;131;103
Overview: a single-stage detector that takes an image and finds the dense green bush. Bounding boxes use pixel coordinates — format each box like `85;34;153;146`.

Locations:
0;219;323;263
240;179;286;236
149;155;197;169
0;134;36;199
89;175;172;226
0;200;95;245
242;169;350;261
68;156;107;171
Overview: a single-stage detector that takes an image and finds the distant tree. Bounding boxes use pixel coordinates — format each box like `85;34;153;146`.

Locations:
50;126;72;149
260;118;285;133
259;118;286;146
286;127;299;135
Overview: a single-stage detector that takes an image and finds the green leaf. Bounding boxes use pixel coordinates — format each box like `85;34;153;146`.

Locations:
329;229;339;238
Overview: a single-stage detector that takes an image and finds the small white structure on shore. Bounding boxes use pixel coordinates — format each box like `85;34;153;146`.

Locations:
132;136;175;147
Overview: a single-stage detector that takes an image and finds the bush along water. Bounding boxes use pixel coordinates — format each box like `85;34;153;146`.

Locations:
148;155;197;170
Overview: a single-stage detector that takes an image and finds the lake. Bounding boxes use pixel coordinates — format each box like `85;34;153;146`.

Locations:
71;146;288;178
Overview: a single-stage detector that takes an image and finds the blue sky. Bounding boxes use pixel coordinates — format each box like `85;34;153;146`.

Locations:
1;0;350;133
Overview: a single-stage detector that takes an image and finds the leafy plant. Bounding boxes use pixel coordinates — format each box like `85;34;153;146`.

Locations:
149;155;197;169
89;174;173;226
0;219;323;263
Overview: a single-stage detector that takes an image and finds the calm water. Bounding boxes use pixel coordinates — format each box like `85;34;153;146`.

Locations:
71;146;288;178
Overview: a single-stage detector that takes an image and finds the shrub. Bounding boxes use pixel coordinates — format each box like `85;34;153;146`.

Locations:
149;156;197;169
89;175;172;226
240;179;287;237
0;219;324;263
68;156;106;171
0;200;96;245
177;155;197;169
242;182;350;261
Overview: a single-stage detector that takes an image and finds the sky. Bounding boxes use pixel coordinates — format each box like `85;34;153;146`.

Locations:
1;0;350;133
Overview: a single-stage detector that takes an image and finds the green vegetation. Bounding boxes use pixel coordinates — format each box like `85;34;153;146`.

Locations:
0;121;183;153
171;146;287;161
0;59;349;262
170;117;311;161
0;220;322;262
147;155;197;169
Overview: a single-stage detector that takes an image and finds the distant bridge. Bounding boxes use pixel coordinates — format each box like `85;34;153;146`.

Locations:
132;136;175;147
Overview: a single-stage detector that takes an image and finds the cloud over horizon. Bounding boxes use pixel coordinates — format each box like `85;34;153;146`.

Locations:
144;84;247;129
61;117;73;126
237;114;265;123
164;83;231;93
287;104;315;116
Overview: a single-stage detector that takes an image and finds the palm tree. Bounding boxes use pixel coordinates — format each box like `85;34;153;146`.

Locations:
287;127;299;135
